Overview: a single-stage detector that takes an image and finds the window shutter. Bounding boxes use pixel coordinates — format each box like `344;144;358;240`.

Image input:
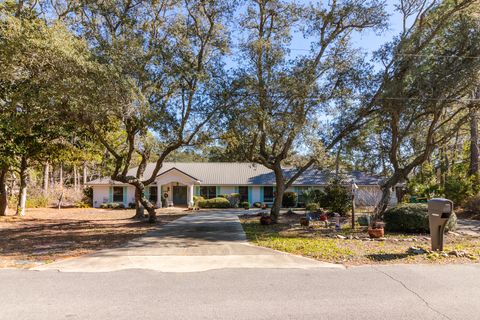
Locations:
260;187;264;202
248;187;252;204
216;186;221;197
195;186;200;196
123;187;128;206
108;186;113;203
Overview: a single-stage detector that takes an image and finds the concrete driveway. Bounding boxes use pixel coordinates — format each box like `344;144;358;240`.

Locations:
34;210;341;272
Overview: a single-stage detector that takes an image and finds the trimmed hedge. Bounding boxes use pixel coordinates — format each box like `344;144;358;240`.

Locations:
240;201;250;209
305;203;319;212
198;197;230;208
384;203;457;233
282;191;297;208
253;202;263;208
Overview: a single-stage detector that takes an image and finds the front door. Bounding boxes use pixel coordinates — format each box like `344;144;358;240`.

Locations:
173;186;187;205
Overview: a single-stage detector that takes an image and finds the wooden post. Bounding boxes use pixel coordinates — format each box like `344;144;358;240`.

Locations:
351;193;355;229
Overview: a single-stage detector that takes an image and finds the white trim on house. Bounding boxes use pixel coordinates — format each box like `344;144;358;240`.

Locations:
89;162;397;208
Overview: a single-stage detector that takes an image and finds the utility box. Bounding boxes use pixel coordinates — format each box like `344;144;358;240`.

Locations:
428;198;453;251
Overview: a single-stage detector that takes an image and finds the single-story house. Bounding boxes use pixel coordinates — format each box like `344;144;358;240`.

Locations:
88;162;397;208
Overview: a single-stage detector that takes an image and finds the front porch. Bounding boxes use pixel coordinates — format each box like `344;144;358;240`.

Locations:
155;168;200;208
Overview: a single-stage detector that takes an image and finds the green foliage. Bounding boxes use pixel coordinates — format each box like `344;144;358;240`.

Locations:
305;203;319;212
384;203;457;233
75;201;91;208
226;193;240;208
282;192;297;208
25;196;49;208
193;196;205;206
443;176;474;207
464;195;480;215
240;201;250;209
253;202;263;208
82;187;93;207
198;197;230;209
319;180;352;215
301;189;323;205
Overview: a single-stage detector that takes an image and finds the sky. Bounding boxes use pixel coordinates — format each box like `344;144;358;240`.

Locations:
225;1;404;69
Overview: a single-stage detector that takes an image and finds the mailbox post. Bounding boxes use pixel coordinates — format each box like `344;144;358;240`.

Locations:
428;198;453;251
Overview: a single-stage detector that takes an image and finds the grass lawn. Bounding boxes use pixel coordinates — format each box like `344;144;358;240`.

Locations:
240;214;480;266
0;207;187;269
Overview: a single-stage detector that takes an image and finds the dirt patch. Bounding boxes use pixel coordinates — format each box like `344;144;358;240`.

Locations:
241;214;480;266
0;207;187;268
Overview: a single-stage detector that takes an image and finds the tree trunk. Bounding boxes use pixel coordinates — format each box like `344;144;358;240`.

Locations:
73;164;78;191
59;163;63;188
270;166;285;223
469;107;479;177
16;157;28;216
0;166;8;216
133;187;145;219
83;162;88;186
43;162;49;196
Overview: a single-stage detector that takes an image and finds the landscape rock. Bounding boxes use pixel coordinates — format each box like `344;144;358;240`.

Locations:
449;250;467;257
408;246;428;255
336;235;347;240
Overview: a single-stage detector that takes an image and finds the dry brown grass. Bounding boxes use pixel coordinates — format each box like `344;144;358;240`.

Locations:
0;207;187;268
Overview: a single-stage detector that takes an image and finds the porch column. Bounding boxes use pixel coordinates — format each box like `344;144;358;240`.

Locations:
157;184;162;208
187;184;194;208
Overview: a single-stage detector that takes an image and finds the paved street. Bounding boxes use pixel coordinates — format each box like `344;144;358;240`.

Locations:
2;265;480;320
2;211;480;319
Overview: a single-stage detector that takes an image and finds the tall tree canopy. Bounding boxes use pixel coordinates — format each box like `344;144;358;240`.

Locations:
222;0;387;221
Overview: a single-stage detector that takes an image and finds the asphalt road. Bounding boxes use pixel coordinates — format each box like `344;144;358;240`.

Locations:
1;264;480;320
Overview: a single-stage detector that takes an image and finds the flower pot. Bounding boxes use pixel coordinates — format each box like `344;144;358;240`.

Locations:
300;217;310;226
368;227;384;239
260;216;273;225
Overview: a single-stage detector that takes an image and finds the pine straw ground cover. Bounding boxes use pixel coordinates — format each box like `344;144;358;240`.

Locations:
0;207;187;269
240;214;480;266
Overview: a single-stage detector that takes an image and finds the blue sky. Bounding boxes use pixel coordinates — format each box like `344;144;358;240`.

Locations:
226;1;403;69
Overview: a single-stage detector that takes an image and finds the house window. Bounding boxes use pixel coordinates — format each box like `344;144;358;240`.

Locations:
200;186;217;199
238;186;248;202
149;186;158;203
263;186;274;202
297;187;308;206
113;187;124;203
297;187;308;204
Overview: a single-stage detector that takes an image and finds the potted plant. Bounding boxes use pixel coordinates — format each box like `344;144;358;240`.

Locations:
368;220;385;238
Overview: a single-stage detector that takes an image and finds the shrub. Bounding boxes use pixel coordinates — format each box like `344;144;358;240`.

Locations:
305;203;319;212
110;203;121;209
282;191;297;208
240;201;250;209
193;196;205;207
302;189;323;206
253;202;263;208
319;180;351;215
443;176;474;207
26;196;49;208
226;193;240;208
464;195;480;215
82;187;93;207
384;203;457;233
75;201;91;208
100;203;109;209
198;197;230;208
128;202;136;209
